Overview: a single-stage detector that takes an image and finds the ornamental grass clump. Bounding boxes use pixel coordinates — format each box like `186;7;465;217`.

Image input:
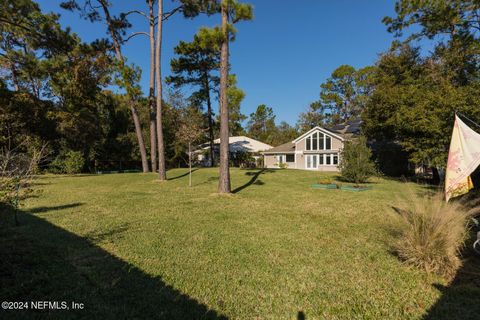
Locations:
395;192;478;279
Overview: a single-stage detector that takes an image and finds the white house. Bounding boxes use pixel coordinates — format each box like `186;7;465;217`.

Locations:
196;136;273;166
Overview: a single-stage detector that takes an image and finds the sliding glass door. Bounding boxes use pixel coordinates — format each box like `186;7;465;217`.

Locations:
306;155;318;169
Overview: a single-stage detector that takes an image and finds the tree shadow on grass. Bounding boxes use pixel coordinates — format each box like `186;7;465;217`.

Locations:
38;174;101;179
0;207;227;319
194;176;219;187
232;169;275;194
26;202;84;214
423;230;480;320
167;168;199;181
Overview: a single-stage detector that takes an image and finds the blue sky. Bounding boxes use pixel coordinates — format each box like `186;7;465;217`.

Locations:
38;0;398;126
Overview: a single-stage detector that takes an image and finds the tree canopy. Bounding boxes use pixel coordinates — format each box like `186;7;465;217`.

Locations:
362;1;480;169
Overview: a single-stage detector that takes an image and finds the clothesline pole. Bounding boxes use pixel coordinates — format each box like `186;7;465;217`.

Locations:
456;111;480;130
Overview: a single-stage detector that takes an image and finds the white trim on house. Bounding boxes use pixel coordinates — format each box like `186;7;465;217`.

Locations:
293;126;344;143
262;151;295;154
276;155;286;164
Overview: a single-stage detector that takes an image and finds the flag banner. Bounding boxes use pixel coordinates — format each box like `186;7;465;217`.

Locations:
445;115;480;201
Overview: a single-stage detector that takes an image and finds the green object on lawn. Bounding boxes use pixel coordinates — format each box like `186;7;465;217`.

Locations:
311;184;338;189
340;186;372;192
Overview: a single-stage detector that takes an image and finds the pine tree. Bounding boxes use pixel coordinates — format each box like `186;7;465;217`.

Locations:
197;0;253;193
61;0;150;172
167;31;220;167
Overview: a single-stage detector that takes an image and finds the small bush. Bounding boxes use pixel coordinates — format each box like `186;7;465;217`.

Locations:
338;136;376;184
231;151;255;168
394;193;478;278
0;176;20;206
276;162;288;169
255;157;264;168
1;146;46;225
50;150;85;174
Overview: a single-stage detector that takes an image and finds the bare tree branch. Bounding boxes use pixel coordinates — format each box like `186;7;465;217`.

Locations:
124;31;150;42
123;10;148;19
162;6;183;21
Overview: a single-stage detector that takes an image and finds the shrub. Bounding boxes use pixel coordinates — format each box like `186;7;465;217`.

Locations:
338;136;376;184
0;176;19;206
394;192;478;278
50;150;85;174
1;145;46;225
255;156;264;168
276;162;288;169
231;151;255;168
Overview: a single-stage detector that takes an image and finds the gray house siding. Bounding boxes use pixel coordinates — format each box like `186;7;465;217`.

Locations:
264;153;296;169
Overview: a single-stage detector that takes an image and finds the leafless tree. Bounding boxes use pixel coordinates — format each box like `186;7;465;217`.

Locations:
176;107;205;187
1;143;48;225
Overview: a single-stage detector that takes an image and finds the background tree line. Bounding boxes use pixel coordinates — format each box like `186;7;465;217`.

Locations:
3;0;480;183
0;1;251;180
296;0;480;177
0;0;295;178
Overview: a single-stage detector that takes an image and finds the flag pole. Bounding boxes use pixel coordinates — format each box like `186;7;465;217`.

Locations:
456;111;480;130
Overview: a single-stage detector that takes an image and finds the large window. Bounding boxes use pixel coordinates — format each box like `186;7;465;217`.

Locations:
325;136;331;150
305;131;332;151
312;132;318;150
306;154;339;168
286;154;295;162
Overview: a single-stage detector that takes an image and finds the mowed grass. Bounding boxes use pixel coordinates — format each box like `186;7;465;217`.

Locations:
1;168;478;319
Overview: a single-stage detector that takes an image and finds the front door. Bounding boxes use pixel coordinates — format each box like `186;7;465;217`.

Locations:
306;154;318;169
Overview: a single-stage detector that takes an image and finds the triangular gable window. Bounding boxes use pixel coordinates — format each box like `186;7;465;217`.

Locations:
305;130;332;150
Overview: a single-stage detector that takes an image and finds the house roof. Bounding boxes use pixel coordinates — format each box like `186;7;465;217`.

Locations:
261;141;295;154
197;136;273;153
262;120;362;155
330;118;362;135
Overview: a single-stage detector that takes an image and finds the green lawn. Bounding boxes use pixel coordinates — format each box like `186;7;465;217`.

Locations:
1;168;479;319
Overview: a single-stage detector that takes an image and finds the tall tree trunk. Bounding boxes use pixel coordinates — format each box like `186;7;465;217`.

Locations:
204;74;215;167
148;0;157;172
131;104;149;172
218;1;231;193
21;44;39;98
9;62;19;91
6;41;19;91
99;0;149;173
156;0;167;180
